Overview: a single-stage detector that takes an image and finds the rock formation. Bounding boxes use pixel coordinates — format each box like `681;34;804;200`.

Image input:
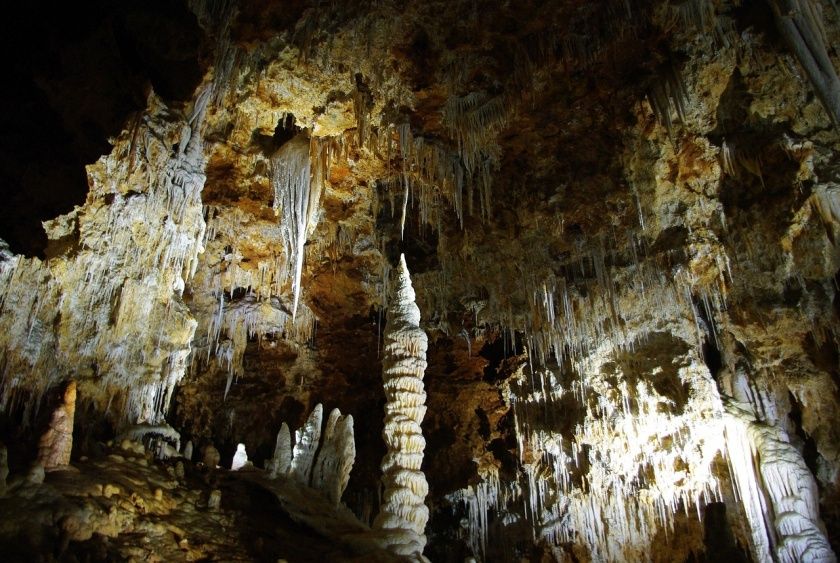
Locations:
36;381;76;471
231;443;248;471
373;254;430;559
268;423;292;479
202;444;221;469
0;1;839;561
312;408;356;507
290;404;323;484
267;405;356;507
725;399;836;563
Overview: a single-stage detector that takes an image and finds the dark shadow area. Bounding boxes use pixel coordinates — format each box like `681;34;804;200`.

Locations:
0;0;207;257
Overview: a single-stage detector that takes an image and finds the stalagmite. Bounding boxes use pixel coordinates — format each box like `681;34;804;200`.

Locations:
373;254;430;559
265;406;356;506
268;422;292;478
203;444;221;468
36;381;76;471
183;440;193;461
312;408;356;506
208;489;222;510
231;443;248;471
725;399;837;563
290;403;323;484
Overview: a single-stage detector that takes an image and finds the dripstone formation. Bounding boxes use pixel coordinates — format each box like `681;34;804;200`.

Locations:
0;1;839;561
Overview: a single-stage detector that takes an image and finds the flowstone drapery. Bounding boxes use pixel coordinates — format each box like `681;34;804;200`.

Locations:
270;134;322;320
725;399;837;563
373;254;430;560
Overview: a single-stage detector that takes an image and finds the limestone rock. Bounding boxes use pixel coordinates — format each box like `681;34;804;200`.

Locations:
373;255;430;558
37;381;77;471
202;444;220;468
290;404;323;485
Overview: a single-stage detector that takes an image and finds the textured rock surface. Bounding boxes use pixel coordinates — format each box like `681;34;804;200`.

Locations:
36;381;76;471
374;255;430;559
0;0;839;561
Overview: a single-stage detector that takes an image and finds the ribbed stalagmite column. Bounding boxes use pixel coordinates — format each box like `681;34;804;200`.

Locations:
373;254;430;559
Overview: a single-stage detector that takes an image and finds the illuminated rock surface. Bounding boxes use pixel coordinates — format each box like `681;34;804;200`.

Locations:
36;381;76;472
0;0;839;561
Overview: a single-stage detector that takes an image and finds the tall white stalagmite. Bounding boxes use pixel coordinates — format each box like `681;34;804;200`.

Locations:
374;254;430;559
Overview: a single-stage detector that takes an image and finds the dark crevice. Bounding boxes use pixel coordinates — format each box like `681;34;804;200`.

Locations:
0;0;206;257
788;391;821;479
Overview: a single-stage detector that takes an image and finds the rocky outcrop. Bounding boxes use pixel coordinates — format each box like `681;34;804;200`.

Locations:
0;1;839;561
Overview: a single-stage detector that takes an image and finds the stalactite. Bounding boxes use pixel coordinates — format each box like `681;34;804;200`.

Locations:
770;0;840;124
373;254;430;560
647;64;689;137
116;422;182;459
271;134;315;320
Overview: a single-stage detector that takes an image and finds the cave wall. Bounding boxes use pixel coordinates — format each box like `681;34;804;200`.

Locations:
0;0;839;561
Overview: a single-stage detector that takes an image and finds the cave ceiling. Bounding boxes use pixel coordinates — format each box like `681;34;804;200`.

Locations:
0;0;840;561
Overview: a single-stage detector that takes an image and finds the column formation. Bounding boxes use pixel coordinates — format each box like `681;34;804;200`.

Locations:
374;254;430;558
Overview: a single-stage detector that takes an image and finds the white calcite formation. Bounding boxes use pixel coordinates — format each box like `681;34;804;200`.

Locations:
290;404;323;484
725;399;837;563
116;423;181;454
373;255;430;559
271;134;323;320
268;422;292;479
312;408;356;507
231;443;248;471
0;87;210;425
266;405;356;506
451;304;730;563
37;381;77;471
